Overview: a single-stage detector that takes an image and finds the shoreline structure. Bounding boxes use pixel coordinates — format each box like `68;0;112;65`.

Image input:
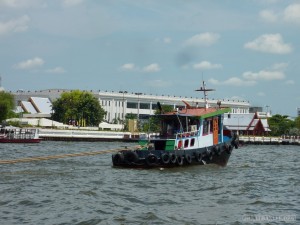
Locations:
39;129;300;145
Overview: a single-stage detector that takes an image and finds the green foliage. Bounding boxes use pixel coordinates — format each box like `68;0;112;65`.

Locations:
0;92;15;122
125;113;137;120
295;116;300;129
155;105;174;115
143;104;174;132
52;90;106;126
268;114;296;136
123;113;137;131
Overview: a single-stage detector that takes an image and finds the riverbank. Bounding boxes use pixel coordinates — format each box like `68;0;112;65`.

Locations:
38;129;300;145
239;135;300;145
39;128;140;142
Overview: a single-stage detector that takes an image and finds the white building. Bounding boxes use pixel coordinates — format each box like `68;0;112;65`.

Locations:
98;90;250;123
11;89;251;124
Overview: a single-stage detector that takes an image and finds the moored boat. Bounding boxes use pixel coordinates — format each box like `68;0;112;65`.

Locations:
112;81;239;168
0;126;42;143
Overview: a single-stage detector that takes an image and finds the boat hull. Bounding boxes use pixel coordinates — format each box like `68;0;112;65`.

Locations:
112;141;234;168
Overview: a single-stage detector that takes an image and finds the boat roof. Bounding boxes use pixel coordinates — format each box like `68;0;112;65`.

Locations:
162;107;230;119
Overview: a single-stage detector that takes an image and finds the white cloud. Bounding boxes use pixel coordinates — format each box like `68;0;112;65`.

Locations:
163;37;172;44
147;79;171;88
260;4;300;25
120;63;161;72
210;64;287;88
14;57;44;70
120;63;137;71
154;37;172;44
269;62;288;71
283;4;300;24
0;0;43;8
242;70;285;81
208;77;256;86
193;61;222;70
258;0;280;3
142;63;161;73
62;0;84;7
244;34;292;54
257;92;266;97
45;67;66;74
0;15;30;36
184;32;220;47
259;10;278;22
285;80;295;85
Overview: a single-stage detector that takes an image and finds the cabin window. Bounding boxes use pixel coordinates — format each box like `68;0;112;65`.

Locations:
218;116;222;134
184;139;189;148
209;119;213;133
178;140;182;149
190;138;195;146
203;119;212;135
203;119;209;135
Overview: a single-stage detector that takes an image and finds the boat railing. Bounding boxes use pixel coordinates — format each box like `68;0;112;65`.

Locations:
3;129;37;140
175;131;199;139
141;130;200;140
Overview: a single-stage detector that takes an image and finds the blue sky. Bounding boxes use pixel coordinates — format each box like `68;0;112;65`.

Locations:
0;0;299;116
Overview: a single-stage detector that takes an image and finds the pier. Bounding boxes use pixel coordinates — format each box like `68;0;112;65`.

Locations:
39;129;140;142
239;135;300;145
38;129;300;145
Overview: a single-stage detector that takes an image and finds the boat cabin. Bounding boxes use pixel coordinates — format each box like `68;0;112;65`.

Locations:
139;106;231;151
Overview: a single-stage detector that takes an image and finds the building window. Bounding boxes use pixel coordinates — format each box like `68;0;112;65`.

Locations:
140;103;150;109
127;102;137;109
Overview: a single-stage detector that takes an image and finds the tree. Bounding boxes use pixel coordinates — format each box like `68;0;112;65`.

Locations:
268;114;295;136
143;104;174;132
295;116;300;129
52;90;106;127
0;91;15;123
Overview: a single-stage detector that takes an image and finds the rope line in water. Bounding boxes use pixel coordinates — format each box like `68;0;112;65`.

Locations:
0;147;137;165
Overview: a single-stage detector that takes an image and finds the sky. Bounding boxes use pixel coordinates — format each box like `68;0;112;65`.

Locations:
0;0;299;117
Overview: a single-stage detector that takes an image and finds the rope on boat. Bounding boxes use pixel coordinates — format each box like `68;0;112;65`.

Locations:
0;146;140;165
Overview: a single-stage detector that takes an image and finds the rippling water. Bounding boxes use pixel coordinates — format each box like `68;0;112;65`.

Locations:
0;142;299;225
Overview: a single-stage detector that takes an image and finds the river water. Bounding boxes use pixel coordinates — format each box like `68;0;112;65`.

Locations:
0;142;299;225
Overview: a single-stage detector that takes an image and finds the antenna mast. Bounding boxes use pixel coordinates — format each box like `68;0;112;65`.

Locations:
195;80;215;109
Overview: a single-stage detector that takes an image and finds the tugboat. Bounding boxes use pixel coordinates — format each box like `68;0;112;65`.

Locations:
112;81;239;168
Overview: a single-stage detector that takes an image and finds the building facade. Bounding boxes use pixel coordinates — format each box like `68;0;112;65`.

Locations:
98;91;250;123
10;89;251;123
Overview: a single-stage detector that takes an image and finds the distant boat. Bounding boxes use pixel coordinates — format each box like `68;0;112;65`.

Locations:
112;81;239;168
0;126;42;143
